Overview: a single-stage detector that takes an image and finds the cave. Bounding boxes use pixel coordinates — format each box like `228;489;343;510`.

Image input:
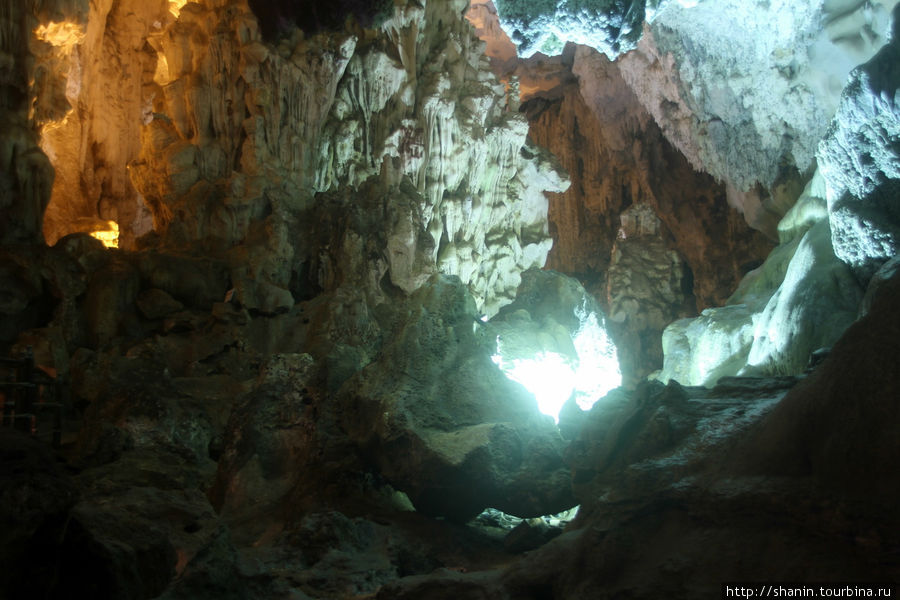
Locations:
1;0;899;598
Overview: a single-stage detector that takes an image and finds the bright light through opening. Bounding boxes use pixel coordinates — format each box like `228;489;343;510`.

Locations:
491;307;621;422
492;351;575;419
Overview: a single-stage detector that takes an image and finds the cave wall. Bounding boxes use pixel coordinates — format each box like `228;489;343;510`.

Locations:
33;0;567;318
478;0;900;383
491;0;898;238
527;46;773;309
0;0;57;245
505;43;772;382
1;1;899;598
619;0;898;229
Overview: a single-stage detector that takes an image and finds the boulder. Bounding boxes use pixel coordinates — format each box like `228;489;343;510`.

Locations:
818;6;900;284
0;430;77;598
83;257;141;348
136;288;184;320
339;275;574;521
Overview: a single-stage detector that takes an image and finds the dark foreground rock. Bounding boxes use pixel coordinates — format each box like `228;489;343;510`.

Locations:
375;257;900;600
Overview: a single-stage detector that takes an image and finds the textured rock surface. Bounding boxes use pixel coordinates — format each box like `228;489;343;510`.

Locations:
379;274;900;595
658;171;863;385
491;0;898;235
616;0;898;233
34;0;567;318
526;46;773;311
38;0;157;248
606;204;692;384
492;0;678;58
1;0;898;598
818;6;900;284
0;0;56;245
340;275;574;521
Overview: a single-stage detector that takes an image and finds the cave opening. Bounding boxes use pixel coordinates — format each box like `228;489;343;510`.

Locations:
2;0;900;598
490;303;622;421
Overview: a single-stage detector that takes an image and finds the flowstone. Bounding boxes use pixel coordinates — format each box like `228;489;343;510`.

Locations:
658;171;862;385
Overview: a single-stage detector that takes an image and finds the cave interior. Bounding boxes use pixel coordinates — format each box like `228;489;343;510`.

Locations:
1;0;899;598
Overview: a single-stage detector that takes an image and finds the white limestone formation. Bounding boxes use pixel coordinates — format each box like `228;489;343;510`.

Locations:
490;0;897;237
657;171;863;385
32;0;567;317
818;6;900;283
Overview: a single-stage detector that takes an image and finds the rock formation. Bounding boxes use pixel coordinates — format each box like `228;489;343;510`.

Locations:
378;245;900;600
492;0;681;59
34;0;567;318
518;43;772;380
0;0;898;598
493;0;898;236
656;5;900;385
818;11;900;284
1;0;56;245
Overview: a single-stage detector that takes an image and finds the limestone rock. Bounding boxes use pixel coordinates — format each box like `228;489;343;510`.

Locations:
382;370;900;598
136;288;184;319
130;250;230;311
83;256;141;348
74;353;226;470
492;0;675;58
743;220;862;376
1;0;57;245
615;0;897;222
658;171;863;385
209;353;325;528
734;263;900;519
30;0;567;321
339;275;574;521
0;119;54;244
606;204;692;384
818;6;900;284
0;248;54;343
0;243;89;353
465;1;519;76
314;0;567;315
491;0;896;208
657;304;756;388
567;377;798;507
525;46;773;310
38;0;163;248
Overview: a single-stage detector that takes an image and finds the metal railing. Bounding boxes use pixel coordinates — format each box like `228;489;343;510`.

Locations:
0;347;64;447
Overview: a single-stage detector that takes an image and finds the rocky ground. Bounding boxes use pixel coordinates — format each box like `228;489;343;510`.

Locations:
2;0;899;598
2;238;898;598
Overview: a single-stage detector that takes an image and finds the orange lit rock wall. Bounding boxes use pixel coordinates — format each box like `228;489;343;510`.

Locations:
526;47;773;310
27;0;566;317
38;0;165;248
